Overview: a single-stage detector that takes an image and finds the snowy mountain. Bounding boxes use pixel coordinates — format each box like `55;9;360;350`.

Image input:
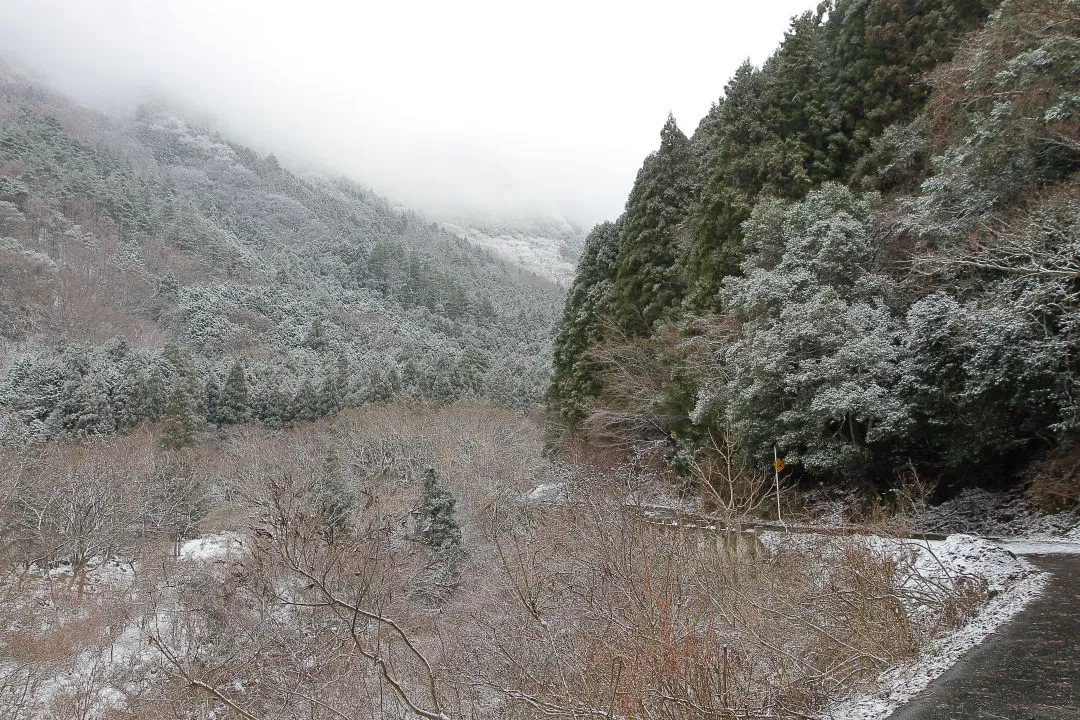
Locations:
0;68;567;441
439;217;585;285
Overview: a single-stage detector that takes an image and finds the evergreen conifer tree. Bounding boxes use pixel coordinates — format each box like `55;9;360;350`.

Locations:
609;115;694;334
294;377;320;421
204;375;222;425
162;385;199;449
316;446;354;538
305;318;327;351
416;467;461;550
549;221;621;422
217;360;250;425
320;353;349;415
142;363;169;422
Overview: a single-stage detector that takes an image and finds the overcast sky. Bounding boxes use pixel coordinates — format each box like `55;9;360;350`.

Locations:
1;0;813;225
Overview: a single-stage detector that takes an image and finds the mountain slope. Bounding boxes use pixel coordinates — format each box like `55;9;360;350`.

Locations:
439;217;585;284
0;69;564;441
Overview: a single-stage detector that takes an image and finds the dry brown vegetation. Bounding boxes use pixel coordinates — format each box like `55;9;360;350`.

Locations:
0;402;988;720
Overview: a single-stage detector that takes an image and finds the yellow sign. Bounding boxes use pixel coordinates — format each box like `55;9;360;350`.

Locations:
772;458;785;472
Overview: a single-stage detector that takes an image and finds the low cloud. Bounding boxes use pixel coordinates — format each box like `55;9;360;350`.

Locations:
0;0;812;226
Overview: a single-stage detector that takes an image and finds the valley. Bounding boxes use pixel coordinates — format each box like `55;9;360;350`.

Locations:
1;0;1079;718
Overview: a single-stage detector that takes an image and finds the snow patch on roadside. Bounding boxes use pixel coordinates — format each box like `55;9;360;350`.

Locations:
907;534;1028;594
819;534;1046;720
1000;538;1080;555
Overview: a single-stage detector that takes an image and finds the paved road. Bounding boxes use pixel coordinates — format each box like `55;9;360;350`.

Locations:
887;553;1079;720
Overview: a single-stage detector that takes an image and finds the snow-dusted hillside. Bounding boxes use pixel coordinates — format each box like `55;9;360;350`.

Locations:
0;72;569;441
440;217;585;284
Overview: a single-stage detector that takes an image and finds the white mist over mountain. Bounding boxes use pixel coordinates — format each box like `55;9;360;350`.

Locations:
0;0;813;226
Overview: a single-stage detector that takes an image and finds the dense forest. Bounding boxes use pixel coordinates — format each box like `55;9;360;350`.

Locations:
551;0;1079;504
0;74;569;444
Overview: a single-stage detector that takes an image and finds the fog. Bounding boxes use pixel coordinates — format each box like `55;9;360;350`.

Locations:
0;0;814;226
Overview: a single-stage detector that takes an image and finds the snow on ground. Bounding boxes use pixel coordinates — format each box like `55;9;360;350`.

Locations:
525;482;568;503
907;534;1031;594
5;558;148;719
24;555;138;587
32;619;157;719
4;532;251;720
178;531;246;561
819;534;1047;720
6;523;1070;720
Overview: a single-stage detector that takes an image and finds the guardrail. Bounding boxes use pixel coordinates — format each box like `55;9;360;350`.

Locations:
626;504;951;542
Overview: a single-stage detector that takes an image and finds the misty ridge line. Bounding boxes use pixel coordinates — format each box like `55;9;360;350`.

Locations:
0;57;587;284
0;55;593;229
0;0;819;226
0;62;576;435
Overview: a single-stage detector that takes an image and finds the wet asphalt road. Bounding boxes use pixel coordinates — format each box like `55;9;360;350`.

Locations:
887;554;1079;720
